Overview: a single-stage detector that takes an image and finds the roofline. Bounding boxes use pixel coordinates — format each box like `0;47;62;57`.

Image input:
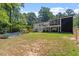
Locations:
34;16;73;24
49;16;73;21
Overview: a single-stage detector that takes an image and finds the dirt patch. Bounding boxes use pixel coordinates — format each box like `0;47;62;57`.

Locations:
0;40;52;56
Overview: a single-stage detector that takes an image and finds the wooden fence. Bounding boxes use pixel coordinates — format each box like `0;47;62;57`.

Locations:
73;28;79;41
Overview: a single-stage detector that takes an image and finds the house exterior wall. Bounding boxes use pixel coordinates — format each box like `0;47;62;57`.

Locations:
33;17;73;33
61;17;73;33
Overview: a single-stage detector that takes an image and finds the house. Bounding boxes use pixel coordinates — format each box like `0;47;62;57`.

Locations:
33;17;73;33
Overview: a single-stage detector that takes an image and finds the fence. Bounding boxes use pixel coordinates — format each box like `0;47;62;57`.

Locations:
73;28;79;41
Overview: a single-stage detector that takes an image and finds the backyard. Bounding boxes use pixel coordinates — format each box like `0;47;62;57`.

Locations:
0;3;79;56
0;32;79;56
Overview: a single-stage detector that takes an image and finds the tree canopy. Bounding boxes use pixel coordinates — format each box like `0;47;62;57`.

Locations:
66;9;75;16
0;3;25;33
27;12;37;26
38;7;54;22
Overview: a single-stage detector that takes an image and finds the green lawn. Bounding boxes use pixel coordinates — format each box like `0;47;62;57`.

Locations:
0;32;79;56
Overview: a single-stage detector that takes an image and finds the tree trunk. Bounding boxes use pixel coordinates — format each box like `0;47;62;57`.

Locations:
9;8;12;32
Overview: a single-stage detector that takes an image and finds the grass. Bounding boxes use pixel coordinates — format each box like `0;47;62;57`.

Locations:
0;32;79;56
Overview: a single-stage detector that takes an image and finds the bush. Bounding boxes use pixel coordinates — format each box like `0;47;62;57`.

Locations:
20;29;29;33
8;21;27;33
26;25;32;32
0;28;3;34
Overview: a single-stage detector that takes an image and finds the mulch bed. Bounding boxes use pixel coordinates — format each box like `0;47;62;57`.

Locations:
0;35;8;39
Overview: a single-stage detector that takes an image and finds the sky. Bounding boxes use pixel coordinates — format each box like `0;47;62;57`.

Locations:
20;3;79;16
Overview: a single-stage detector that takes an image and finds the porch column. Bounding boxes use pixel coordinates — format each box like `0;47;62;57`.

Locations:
57;26;61;32
59;19;61;32
49;27;51;32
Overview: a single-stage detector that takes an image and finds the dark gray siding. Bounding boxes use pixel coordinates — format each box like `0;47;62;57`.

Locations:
61;17;73;33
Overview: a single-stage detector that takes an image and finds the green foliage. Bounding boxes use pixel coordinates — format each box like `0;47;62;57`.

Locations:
11;21;26;32
0;3;26;33
0;4;11;33
38;7;54;22
26;25;32;32
56;12;63;19
56;12;68;19
27;12;37;26
73;14;79;27
66;9;75;16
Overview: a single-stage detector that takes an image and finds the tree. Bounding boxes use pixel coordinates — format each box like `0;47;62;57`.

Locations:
0;4;11;33
0;3;25;33
66;9;75;16
56;12;63;19
38;7;54;22
48;12;54;20
3;3;24;32
73;14;79;27
56;12;67;19
62;12;67;17
27;12;37;27
73;14;79;41
19;13;27;25
5;3;24;32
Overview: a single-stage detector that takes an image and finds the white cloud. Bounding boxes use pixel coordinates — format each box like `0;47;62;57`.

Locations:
74;9;79;14
21;7;79;16
50;7;65;15
34;12;38;17
20;11;28;14
50;7;79;15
